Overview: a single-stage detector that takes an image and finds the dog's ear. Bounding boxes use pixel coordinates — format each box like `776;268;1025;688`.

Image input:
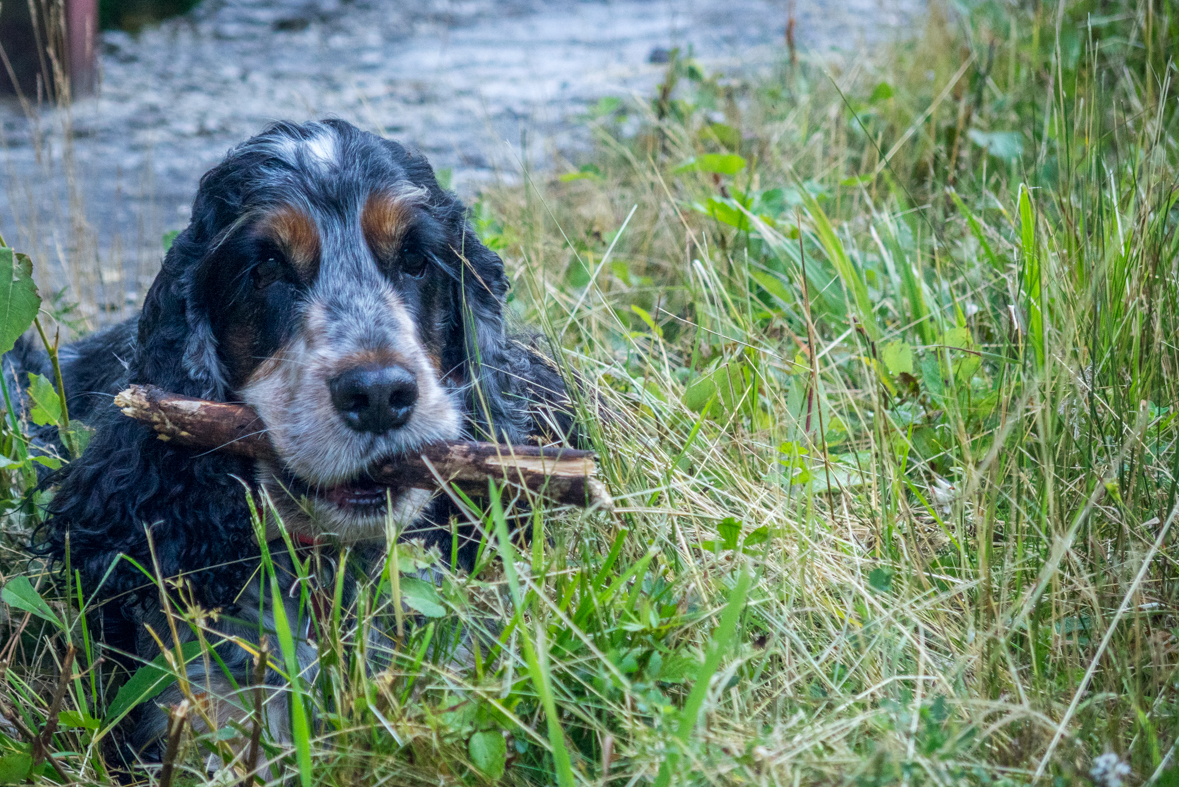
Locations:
448;217;580;446
35;407;258;607
135;227;229;400
450;226;527;442
38;167;253;606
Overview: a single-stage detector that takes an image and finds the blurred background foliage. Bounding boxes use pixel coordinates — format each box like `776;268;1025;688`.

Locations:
99;0;198;32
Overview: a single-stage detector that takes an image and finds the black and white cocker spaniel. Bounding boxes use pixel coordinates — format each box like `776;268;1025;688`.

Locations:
16;119;576;760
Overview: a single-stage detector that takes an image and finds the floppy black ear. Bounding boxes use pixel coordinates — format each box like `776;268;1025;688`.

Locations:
452;227;525;442
135;228;229;400
454;227;578;445
35;216;254;607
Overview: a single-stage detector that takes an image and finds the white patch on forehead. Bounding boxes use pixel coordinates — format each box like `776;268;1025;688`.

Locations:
302;132;338;170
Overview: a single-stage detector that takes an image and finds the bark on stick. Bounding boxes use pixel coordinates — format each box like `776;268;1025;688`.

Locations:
113;384;611;510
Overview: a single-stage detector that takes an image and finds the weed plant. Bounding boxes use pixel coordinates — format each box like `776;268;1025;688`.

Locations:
1;0;1178;784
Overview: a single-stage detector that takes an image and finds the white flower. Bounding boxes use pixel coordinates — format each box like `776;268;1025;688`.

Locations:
1090;752;1131;787
930;477;957;516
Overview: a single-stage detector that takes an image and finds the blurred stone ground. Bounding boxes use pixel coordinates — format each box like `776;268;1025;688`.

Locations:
0;0;920;317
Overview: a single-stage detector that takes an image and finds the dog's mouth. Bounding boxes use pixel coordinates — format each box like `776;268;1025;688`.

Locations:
271;457;412;515
319;477;392;511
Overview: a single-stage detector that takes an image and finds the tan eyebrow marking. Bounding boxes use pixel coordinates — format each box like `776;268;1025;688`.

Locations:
260;205;320;282
361;188;426;260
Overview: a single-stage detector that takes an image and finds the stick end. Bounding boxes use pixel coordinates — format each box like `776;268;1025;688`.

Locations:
587;479;614;513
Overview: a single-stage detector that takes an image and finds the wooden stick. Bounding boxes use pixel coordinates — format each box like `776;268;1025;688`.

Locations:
245;638;268;787
113;384;611;510
158;700;189;787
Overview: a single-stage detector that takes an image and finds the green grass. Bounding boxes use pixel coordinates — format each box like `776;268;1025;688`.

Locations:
2;0;1179;783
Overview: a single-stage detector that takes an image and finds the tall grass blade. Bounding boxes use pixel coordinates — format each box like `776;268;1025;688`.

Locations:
653;569;751;787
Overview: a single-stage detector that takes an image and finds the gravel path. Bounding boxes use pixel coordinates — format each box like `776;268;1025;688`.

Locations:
0;0;920;315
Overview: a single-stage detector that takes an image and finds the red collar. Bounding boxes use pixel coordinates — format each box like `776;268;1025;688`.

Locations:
293;533;321;547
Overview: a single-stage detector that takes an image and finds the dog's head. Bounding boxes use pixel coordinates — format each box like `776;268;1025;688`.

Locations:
136;120;518;541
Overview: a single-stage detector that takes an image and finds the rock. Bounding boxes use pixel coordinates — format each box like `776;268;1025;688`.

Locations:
648;46;671;64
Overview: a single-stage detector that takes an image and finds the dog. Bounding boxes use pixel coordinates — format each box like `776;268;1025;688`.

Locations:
14;119;576;766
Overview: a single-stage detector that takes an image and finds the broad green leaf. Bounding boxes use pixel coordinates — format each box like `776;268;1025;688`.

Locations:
589;96;622;117
754;187;788;216
955;354;982;387
744;526;770;547
718;517;742;550
610;260;631;286
701;122;741;150
399;576;445;617
840;173;876;188
394;541;440;572
716;364;751;413
161;230;180;251
558;163;603;183
692;197;747;229
0;751;31;783
942;326;972;350
643;378;669;404
565;256;592;288
684;363;749;416
646;650;664;678
968;129;1024;160
657;655;697;683
468;730;507;780
920;354;945;399
709;199;746;229
0;248;41;356
869;81;895;102
675;153;747;176
880;341;914;376
868;567;894;593
1;575;61;628
67;423;94;454
213;726;239;741
750;269;795;307
58;710;100;730
30;455;62;470
697;153;746;175
684;374;717;413
26;373;62;427
103;641;205;725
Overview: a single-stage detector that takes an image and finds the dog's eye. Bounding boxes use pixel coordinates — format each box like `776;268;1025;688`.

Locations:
252;257;285;289
400;247;429;278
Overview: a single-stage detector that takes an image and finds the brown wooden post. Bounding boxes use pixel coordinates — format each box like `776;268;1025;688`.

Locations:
65;0;97;95
0;0;96;98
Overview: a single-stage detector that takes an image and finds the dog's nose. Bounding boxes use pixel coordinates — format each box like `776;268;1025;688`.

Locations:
328;364;418;434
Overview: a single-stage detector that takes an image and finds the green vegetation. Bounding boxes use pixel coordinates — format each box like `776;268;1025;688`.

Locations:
2;0;1179;783
99;0;200;33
